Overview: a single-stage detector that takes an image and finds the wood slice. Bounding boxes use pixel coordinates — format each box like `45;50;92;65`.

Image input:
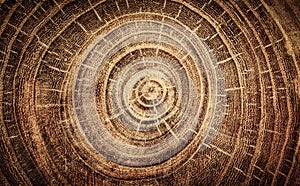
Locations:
0;0;299;185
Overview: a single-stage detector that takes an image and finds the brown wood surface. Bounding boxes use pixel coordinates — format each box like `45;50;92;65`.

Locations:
0;0;299;185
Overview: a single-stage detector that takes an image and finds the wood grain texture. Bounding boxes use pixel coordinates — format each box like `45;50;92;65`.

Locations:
0;0;299;185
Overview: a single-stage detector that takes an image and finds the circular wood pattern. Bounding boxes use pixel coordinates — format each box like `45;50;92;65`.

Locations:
0;0;299;185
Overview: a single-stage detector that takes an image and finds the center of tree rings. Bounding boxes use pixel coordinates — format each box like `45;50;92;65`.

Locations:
73;17;227;177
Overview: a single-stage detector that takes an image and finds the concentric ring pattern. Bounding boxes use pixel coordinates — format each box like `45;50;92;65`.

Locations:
74;19;226;169
0;0;299;185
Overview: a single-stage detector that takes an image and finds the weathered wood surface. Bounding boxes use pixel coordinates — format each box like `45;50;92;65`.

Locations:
0;0;299;185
